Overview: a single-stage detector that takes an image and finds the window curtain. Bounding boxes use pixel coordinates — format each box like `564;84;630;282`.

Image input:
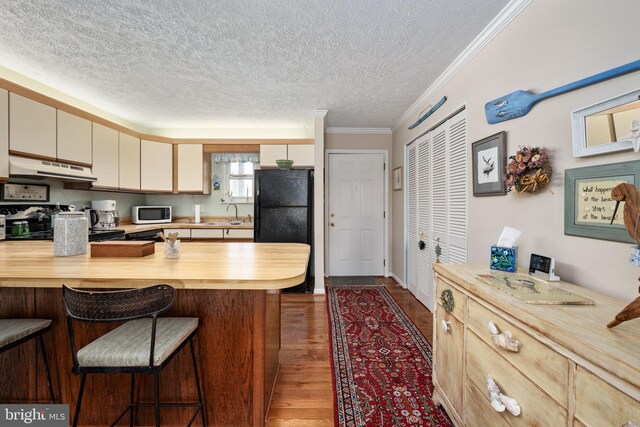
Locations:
213;153;260;163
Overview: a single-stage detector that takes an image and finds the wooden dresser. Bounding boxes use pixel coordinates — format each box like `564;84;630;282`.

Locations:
432;263;640;427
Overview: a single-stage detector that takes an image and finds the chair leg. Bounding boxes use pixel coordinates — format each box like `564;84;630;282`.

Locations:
190;338;206;427
129;373;135;427
37;334;55;403
154;371;160;427
73;373;87;427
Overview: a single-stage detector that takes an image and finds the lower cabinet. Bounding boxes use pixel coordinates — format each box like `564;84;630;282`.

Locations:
161;228;252;240
434;304;464;418
191;229;223;239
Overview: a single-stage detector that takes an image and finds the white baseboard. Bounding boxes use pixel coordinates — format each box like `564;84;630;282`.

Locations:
390;273;407;289
314;286;326;295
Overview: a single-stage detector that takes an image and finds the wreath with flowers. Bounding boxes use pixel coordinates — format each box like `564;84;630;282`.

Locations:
504;146;552;194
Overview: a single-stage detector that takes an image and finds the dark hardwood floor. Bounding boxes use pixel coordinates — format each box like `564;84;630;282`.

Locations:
266;276;434;426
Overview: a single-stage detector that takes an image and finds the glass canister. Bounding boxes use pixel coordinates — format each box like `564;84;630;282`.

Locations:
54;212;89;256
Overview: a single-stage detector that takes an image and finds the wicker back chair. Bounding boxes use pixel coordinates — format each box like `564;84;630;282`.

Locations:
62;285;205;427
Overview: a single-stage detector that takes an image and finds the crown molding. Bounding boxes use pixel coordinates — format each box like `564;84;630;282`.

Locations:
326;127;392;135
392;0;533;132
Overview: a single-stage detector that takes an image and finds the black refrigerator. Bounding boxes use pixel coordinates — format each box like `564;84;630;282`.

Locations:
254;169;313;293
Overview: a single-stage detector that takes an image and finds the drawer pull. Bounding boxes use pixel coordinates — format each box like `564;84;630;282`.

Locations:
441;320;450;333
486;375;521;416
488;321;519;352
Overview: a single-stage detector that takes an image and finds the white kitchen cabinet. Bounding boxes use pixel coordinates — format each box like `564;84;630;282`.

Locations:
287;144;314;167
259;144;287;167
119;133;141;191
177;144;203;192
92;123;119;188
164;228;191;239
260;144;314;168
141;139;173;192
57;110;92;165
224;228;254;239
191;229;224;239
0;89;8;180
9;93;57;159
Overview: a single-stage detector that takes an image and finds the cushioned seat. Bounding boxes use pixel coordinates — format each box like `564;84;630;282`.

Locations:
77;317;198;368
0;319;52;349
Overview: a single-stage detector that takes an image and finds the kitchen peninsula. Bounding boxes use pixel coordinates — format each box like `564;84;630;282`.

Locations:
0;240;310;426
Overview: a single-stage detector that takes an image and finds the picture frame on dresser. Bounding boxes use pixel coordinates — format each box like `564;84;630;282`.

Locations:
471;131;507;196
564;160;640;243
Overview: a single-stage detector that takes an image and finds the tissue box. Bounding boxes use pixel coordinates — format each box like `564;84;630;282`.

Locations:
490;245;518;272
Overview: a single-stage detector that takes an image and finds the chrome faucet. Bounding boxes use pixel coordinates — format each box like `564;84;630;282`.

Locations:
226;203;238;220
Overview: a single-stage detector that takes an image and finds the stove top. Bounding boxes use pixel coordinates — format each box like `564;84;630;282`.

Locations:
5;228;125;242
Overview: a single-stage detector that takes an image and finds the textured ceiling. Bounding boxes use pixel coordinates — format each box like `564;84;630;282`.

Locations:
0;0;509;129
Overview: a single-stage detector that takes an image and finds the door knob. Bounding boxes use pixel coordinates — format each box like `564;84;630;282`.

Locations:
330;222;335;227
418;240;426;250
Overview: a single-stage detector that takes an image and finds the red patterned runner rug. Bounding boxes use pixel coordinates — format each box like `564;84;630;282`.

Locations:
327;285;452;427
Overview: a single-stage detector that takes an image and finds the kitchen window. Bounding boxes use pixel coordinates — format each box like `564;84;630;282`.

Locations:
225;161;256;203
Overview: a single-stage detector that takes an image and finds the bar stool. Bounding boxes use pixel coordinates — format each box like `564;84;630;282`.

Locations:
0;319;55;403
62;284;205;427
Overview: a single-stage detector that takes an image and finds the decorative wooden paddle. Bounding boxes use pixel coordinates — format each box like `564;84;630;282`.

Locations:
608;183;640;328
485;59;640;124
408;96;447;130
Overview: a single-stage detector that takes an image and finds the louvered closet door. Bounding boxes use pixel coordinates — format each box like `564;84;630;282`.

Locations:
447;110;468;264
416;133;433;309
406;108;468;311
406;143;418;295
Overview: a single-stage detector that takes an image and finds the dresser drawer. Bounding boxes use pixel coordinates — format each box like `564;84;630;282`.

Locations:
467;300;568;407
465;377;510;427
466;331;567;426
435;275;466;321
575;367;640;426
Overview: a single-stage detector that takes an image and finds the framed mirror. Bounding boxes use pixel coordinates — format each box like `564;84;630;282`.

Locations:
572;88;640;157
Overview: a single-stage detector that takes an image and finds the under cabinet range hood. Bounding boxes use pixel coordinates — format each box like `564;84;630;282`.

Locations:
9;156;97;182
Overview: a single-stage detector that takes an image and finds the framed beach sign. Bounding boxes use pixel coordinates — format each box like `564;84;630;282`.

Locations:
564;160;640;243
472;132;507;196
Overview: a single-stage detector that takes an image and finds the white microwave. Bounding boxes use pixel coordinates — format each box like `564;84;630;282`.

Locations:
132;206;172;224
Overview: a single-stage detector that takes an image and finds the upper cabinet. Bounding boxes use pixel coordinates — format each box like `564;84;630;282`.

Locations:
119;133;141;191
57;110;92;165
260;144;314;168
92;123;119;189
177;144;205;193
287;145;314;167
141;140;173;192
259;144;287;167
0;89;8;181
9;93;56;160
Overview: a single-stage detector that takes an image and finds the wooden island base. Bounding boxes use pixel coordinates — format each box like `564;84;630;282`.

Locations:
0;287;281;427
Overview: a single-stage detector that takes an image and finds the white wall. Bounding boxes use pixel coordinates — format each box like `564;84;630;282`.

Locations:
392;0;640;300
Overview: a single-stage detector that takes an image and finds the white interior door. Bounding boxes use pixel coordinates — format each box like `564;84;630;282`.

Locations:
328;153;385;276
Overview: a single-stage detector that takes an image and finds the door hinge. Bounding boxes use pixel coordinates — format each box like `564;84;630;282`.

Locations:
383;163;386;170
383;211;386;218
384;259;386;266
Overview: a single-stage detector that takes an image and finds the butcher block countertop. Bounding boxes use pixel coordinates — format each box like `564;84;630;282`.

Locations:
0;241;309;290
